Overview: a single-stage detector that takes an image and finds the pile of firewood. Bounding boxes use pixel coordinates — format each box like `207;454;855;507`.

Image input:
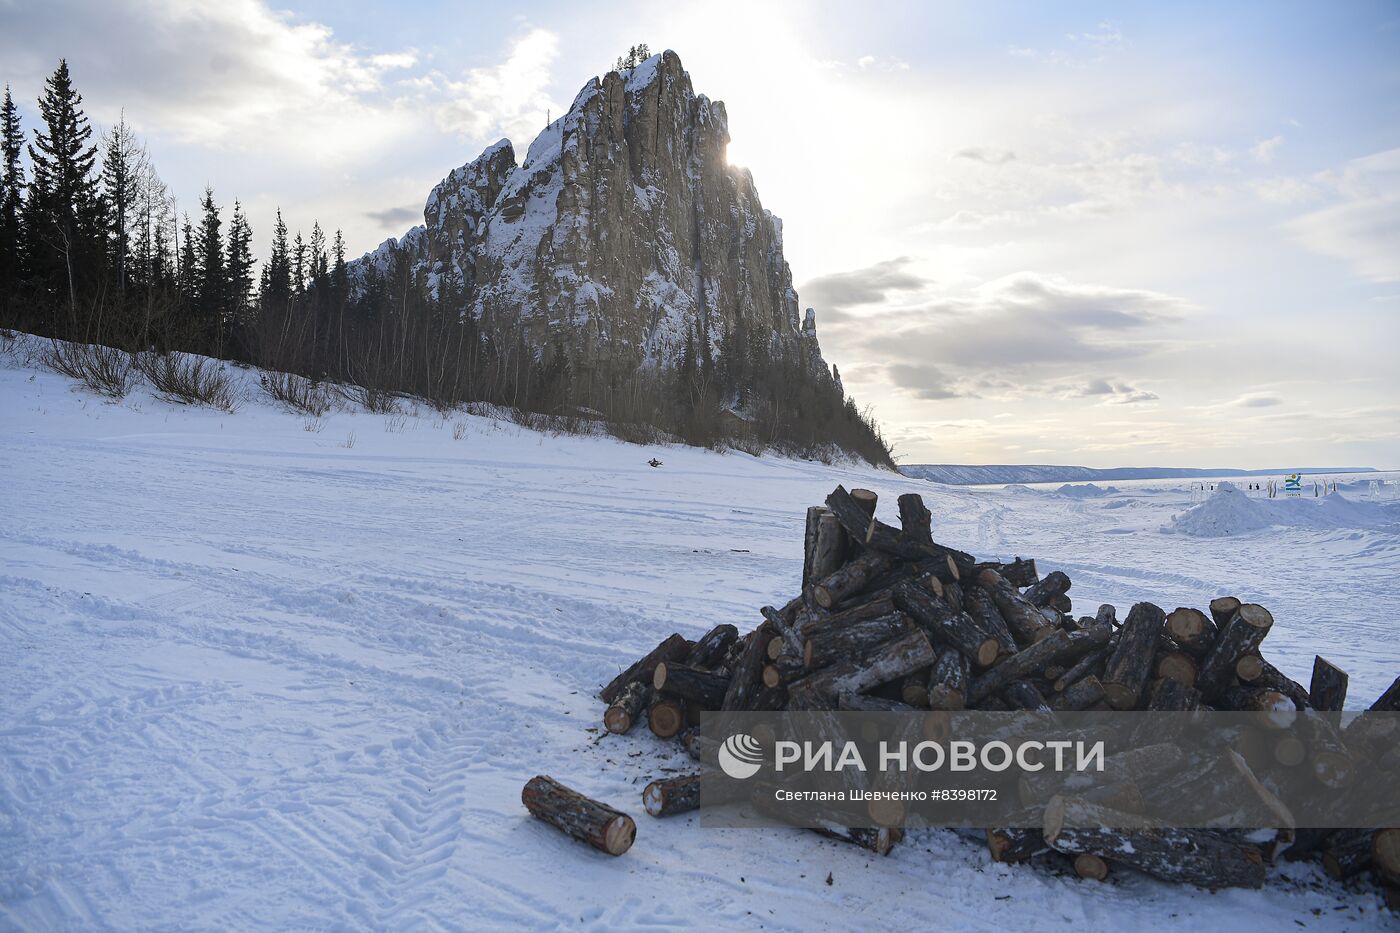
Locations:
525;486;1399;901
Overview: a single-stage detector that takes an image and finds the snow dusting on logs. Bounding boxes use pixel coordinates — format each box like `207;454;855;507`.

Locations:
522;485;1398;905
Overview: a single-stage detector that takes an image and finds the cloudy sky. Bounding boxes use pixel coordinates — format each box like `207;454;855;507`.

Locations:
3;0;1398;468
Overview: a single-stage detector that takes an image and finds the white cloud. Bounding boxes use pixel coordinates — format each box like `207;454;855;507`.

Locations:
1290;149;1400;283
434;29;561;145
1250;135;1284;164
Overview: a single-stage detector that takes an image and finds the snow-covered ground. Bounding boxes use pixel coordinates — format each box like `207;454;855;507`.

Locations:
2;340;1398;930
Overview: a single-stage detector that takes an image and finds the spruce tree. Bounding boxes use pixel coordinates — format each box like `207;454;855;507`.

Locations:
177;213;197;311
100;113;145;294
292;231;307;299
264;209;291;308
331;228;347;305
0;85;24;292
24;60;104;314
227;201;255;328
195;187;225;339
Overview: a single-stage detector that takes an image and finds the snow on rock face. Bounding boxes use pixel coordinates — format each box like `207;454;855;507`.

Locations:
352;50;827;375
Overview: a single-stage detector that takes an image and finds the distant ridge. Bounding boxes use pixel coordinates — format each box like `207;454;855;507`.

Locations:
901;464;1379;486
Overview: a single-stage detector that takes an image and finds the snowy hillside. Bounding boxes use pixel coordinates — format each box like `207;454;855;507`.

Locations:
3;341;1399;929
902;464;1379;486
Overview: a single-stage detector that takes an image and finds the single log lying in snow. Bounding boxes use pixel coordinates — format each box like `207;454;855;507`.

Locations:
1102;602;1167;710
1196;603;1274;699
893;581;999;667
1309;656;1349;712
522;775;636;856
604;681;652;734
1074;853;1110;881
976;569;1051;645
1043;796;1265;889
600;633;691;704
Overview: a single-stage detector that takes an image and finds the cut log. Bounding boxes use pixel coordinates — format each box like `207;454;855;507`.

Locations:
642;773;724;818
986;820;1048;862
967;629;1073;705
1196;603;1274;699
972;558;1039;588
1323;829;1377;880
976;569;1051;645
1053;675;1106;711
900;670;931;708
647;697;687;738
1370;675;1400;711
837;693;916;712
897;492;933;544
802;506;824;588
803;611;914;670
1095;604;1118;628
1043;796;1265;889
1102;602;1167;710
721;623;774;712
521;775;636;856
851;487;879;517
1003;680;1052;712
1219;687;1294;728
1023;571;1072;608
761;656;803;689
812;551;893;609
1235;652;1265;683
1155;650;1198;688
603;681;652;734
1253;658;1310;710
600;633;691;703
1073;853;1110;881
654;662;729;708
893;581;999;667
760;604;806;658
684;624;740;671
1147;676;1203;712
927;647;971;711
1054;646;1109;694
809;511;847;589
1166;607;1217;655
796;594;895;637
1309;656;1349;712
787;628;936;707
962;584;1019;657
1208;595;1242;627
825;485;976;571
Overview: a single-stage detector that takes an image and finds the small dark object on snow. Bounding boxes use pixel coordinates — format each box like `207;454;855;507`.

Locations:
825;872;833;886
648;458;663;467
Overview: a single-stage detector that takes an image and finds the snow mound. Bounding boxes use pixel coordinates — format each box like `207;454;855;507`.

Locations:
1166;483;1274;537
1054;483;1117;498
1167;484;1400;537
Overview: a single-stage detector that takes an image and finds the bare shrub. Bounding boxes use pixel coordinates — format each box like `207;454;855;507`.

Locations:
341;432;356;449
384;412;408;434
41;340;137;399
336;383;397;414
136;352;238;411
261;371;331;416
302;417;324;433
452;420;468;441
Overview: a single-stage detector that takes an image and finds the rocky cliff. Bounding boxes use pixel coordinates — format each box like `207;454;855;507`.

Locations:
355;50;830;380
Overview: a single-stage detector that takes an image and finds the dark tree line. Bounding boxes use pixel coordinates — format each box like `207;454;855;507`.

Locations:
0;60;893;467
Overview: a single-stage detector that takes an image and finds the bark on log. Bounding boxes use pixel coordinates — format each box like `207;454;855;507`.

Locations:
1166;607;1217;655
803;611;914;670
837;693;917;712
893;581;999;667
1219;687;1294;728
761;604;806;659
787;628;936;707
521;775;636;856
641;773;730;818
1054;647;1109;694
796;595;895;638
962;584;1019;657
1196;604;1274;699
807;511;846;590
897;492;933;544
761;656;804;689
654;662;729;709
901;670;931;708
1053;675;1106;711
1023;571;1072;609
600;633;691;703
927;646;971;711
1209;596;1242;627
1370;675;1400;711
685;624;739;671
825;486;976;572
967;629;1073;705
1253;659;1310;710
604;681;652;734
1309;656;1349;712
647;697;687;738
972;558;1040;588
1102;602;1167;710
1095;604;1117;628
976;569;1051;645
803;506;824;589
1003;680;1052;712
851;488;879;517
1323;829;1378;880
722;623;774;712
812;551;893;609
1147;676;1203;712
1043;796;1265;889
986;819;1049;862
